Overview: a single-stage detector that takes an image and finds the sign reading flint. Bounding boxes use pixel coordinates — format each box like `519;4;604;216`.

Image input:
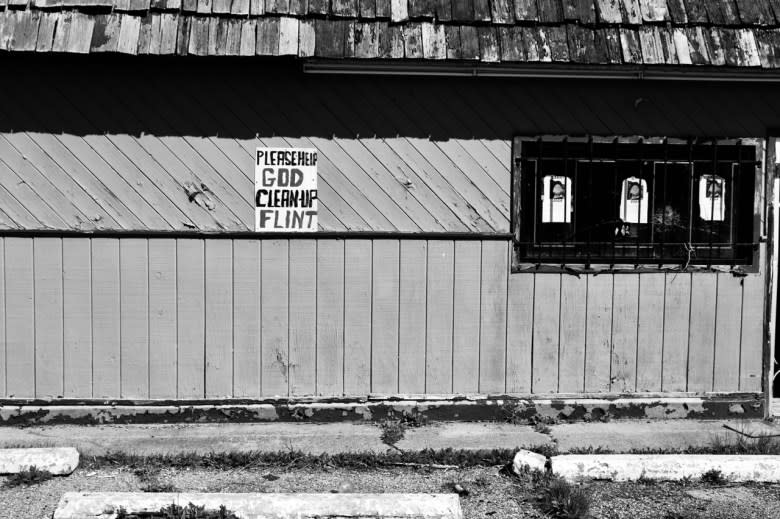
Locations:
255;148;318;232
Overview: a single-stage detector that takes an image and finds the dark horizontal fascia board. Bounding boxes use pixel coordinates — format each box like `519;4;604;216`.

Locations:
0;229;514;240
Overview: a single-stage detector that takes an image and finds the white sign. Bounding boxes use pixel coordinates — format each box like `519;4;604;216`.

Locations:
255;148;318;232
698;174;725;222
619;176;648;224
541;175;572;223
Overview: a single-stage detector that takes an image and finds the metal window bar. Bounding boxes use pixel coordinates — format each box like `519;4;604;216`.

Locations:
612;138;618;268
636;138;643;265
562;138;569;266
586;138;594;268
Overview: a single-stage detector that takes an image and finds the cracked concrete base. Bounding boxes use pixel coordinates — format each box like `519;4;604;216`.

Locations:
551;454;780;482
0;447;79;475
0;422;552;456
53;493;463;519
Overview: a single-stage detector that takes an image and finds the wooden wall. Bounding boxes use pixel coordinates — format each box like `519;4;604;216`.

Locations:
0;236;763;399
0;61;773;400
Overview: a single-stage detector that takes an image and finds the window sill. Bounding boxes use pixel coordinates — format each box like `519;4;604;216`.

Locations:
511;262;758;276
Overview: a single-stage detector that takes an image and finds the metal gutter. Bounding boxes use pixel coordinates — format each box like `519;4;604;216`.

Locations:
303;61;780;82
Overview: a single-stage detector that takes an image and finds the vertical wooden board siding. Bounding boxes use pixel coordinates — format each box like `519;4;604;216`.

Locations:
288;240;317;396
119;239;149;399
176;239;205;399
316;240;344;396
233;240;261;398
398;240;427;394
261;239;290;397
532;274;561;394
558;274;587;393
371;240;400;394
425;240;453;394
610;274;639;393
148;239;178;399
33;238;63;398
91;239;121;398
687;274;718;392
740;266;765;392
205;240;233;398
662;273;692;392
713;273;743;392
5;238;34;398
452;241;482;393
63;239;92;398
506;272;534;393
479;241;509;393
344;240;372;395
584;274;613;393
636;274;665;392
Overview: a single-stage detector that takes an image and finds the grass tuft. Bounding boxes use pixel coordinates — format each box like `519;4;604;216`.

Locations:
81;448;517;472
537;477;591;519
134;467;178;493
2;466;53;488
117;503;240;519
700;468;727;485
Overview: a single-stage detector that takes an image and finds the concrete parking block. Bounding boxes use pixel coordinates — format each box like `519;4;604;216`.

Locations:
53;492;463;519
0;447;79;475
552;454;780;482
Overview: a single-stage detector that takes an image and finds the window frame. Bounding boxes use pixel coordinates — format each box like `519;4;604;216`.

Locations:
510;136;765;274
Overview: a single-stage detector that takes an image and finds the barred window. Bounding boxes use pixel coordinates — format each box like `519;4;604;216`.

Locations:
512;138;760;268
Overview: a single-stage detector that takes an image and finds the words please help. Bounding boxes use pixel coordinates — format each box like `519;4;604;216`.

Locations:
255;148;318;232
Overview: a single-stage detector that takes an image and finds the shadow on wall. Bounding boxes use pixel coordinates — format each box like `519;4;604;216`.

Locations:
1;54;779;140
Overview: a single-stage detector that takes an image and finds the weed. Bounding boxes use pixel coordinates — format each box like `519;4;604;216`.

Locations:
533;443;560;459
708;429;780;455
472;474;492;487
533;422;552;435
700;468;727;485
500;401;531;424
117;503;240;519
537;477;591;519
379;420;407;451
133;467;178;493
82;448;517;472
636;472;657;486
663;513;701;519
3;466;53;488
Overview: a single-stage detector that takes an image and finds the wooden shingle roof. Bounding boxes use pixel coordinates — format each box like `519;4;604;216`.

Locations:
1;0;780;67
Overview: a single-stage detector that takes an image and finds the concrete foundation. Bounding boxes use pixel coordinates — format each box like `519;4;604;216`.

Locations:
0;394;763;425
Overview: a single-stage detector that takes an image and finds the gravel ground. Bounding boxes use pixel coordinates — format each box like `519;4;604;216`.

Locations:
2;465;780;519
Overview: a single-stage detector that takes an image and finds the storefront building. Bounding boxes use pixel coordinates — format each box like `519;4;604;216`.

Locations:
1;0;779;422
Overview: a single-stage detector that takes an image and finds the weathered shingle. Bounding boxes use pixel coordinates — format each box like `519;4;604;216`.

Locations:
0;0;780;70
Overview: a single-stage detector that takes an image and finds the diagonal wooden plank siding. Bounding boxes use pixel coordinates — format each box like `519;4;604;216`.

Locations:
0;237;765;399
